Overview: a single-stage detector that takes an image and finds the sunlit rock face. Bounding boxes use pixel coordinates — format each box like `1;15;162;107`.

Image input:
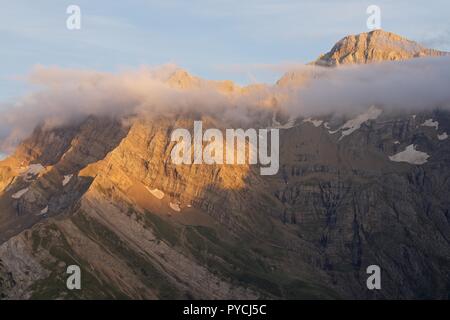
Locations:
0;31;450;300
315;30;448;66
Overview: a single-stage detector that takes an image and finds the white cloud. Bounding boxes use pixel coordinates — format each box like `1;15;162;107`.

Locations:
1;56;450;153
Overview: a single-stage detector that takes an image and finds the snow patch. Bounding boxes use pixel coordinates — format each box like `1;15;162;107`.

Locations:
303;118;323;127
438;132;448;141
146;187;165;200
19;163;45;182
39;206;48;215
389;144;429;165
20;164;45;181
328;106;382;138
12;188;29;199
271;114;297;129
169;202;181;212
62;174;73;186
421;119;439;130
393;141;400;144
339;106;382;139
24;164;45;175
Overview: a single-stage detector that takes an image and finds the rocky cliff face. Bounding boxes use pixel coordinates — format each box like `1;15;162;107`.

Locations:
0;31;449;300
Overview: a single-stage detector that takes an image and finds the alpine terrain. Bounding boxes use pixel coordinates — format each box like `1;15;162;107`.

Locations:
0;30;449;300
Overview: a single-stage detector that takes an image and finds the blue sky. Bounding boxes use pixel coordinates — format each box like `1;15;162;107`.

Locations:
0;0;449;102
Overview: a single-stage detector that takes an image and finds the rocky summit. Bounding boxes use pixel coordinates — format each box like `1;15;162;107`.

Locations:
315;29;449;66
0;31;449;300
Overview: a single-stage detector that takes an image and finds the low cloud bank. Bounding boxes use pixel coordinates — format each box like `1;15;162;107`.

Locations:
285;56;450;117
1;56;450;153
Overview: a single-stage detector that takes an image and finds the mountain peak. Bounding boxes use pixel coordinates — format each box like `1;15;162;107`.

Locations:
314;30;448;66
166;69;202;89
166;68;240;94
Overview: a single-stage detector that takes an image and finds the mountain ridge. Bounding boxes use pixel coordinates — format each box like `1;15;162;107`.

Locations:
0;31;450;300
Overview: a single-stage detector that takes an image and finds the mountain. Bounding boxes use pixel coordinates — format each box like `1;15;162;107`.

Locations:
167;69;240;94
1;31;450;300
315;29;448;66
277;30;449;87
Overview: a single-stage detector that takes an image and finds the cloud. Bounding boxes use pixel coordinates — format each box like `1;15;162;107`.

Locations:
282;56;450;117
0;64;276;152
1;56;450;153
